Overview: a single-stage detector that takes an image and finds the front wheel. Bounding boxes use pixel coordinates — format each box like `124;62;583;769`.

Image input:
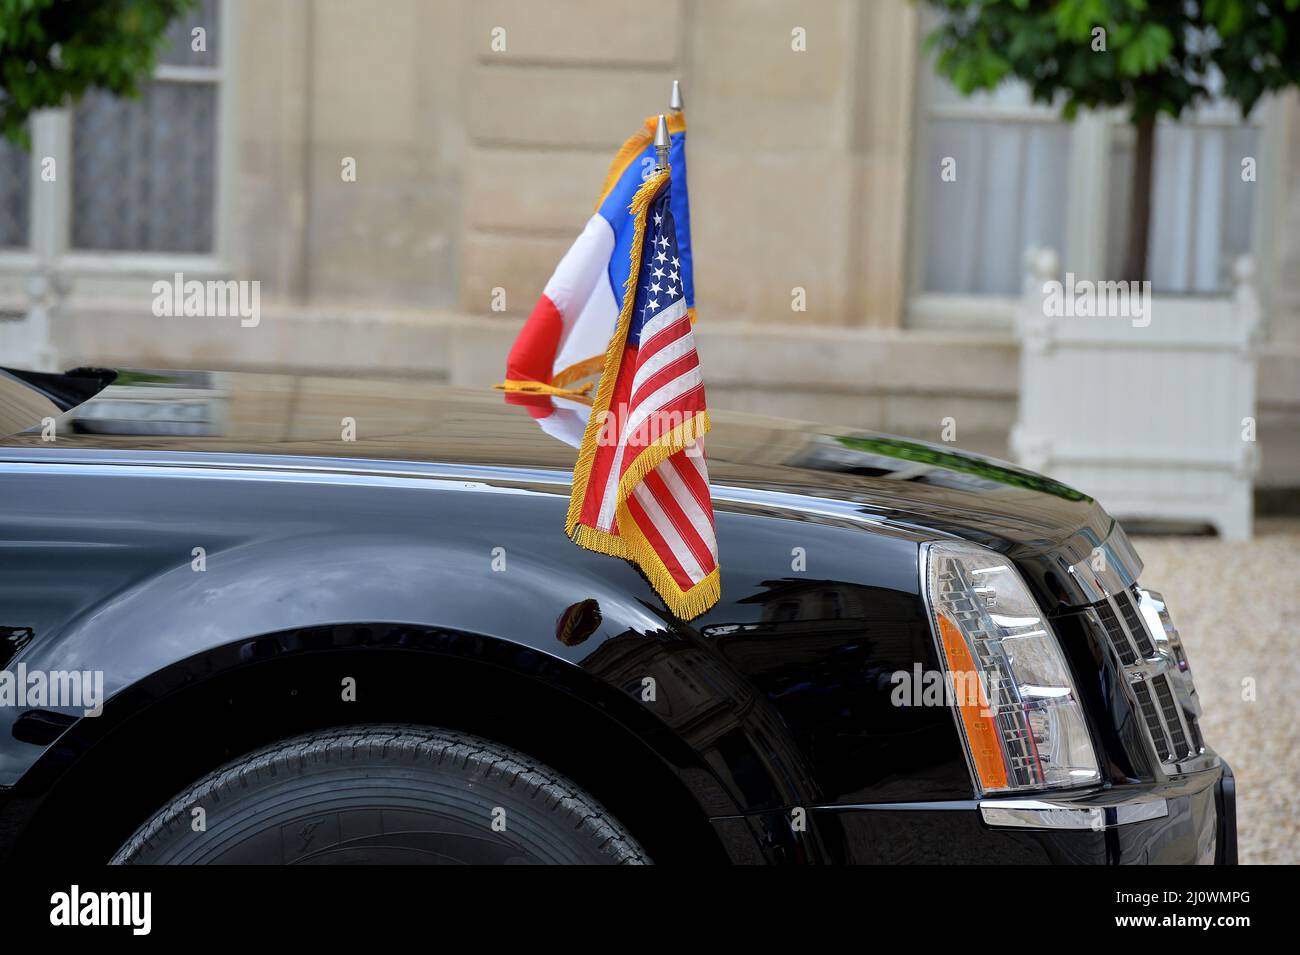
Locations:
111;724;650;865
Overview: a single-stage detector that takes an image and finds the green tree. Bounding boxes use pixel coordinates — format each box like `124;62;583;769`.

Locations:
922;0;1300;281
0;0;194;148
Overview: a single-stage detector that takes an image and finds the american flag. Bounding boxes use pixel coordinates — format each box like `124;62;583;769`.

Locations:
566;171;719;619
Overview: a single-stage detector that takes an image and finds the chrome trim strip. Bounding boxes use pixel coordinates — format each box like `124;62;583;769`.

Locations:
0;448;577;487
0;449;902;531
1064;530;1143;602
979;797;1169;830
1116;799;1173;825
0;459;554;497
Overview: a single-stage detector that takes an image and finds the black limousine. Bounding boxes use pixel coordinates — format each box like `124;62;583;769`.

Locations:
0;365;1234;864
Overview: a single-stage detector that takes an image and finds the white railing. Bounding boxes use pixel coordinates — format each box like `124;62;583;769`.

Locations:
1011;249;1260;540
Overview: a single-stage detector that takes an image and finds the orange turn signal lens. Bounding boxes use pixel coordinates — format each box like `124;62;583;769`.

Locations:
936;613;1009;792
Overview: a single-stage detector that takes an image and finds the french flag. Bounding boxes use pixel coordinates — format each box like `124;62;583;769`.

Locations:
498;112;694;448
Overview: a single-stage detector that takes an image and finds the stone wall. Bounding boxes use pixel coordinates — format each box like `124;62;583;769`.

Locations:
234;0;921;330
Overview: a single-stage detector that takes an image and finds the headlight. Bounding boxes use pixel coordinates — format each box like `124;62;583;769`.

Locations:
923;541;1101;794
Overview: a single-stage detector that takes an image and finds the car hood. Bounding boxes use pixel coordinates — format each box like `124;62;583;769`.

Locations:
0;367;1135;604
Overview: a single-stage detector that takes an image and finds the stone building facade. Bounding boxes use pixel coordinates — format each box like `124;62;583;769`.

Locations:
1;0;1297;480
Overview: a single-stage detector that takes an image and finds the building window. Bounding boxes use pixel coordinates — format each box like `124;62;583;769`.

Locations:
1107;115;1259;294
71;0;222;255
918;79;1071;297
910;25;1269;328
0;137;29;250
72;86;218;254
0;0;231;272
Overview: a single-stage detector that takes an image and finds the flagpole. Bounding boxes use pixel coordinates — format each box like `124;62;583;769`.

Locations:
653;113;670;173
670;79;683;113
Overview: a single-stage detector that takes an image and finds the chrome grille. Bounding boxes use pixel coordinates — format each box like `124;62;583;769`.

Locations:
1131;681;1171;760
1115;590;1155;658
1093;599;1136;665
1154;674;1191;756
1090;588;1203;767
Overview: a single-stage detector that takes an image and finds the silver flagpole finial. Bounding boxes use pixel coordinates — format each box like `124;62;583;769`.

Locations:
670;79;684;112
653;113;671;172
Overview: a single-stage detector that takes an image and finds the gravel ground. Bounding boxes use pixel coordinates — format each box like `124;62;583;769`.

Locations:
1131;518;1300;864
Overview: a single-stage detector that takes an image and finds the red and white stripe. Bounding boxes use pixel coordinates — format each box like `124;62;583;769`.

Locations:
626;452;718;590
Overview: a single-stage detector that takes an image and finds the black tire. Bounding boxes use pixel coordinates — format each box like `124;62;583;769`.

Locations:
110;724;650;865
